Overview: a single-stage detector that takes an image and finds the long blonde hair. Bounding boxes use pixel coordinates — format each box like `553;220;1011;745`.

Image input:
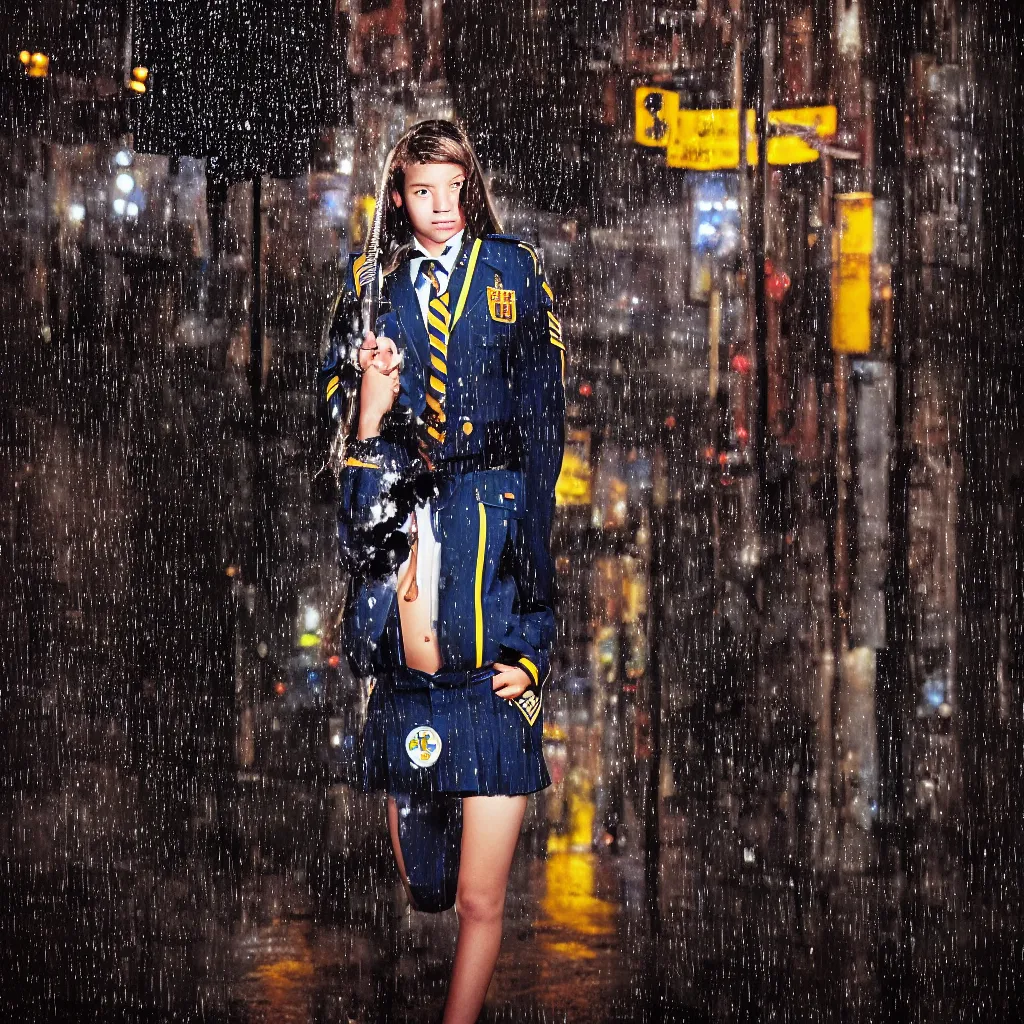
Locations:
374;119;503;275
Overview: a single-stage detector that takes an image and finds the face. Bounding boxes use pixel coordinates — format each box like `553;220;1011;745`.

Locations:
392;161;467;253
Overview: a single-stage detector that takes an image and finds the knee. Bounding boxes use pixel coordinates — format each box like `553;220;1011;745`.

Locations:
455;884;505;927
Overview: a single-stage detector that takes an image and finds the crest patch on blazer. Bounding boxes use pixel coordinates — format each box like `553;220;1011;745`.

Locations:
487;286;517;323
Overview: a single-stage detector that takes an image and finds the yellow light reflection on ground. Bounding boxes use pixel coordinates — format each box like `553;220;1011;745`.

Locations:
537;775;616;965
241;921;317;1022
540;851;616;939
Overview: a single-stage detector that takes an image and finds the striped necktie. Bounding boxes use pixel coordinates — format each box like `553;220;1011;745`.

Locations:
418;258;450;445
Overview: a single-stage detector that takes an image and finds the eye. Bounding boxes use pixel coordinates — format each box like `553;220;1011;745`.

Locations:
414;188;429;197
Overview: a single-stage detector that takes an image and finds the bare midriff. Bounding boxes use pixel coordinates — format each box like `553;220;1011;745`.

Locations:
396;517;442;674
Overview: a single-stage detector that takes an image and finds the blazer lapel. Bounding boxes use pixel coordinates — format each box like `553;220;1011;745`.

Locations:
390;234;482;369
388;267;429;370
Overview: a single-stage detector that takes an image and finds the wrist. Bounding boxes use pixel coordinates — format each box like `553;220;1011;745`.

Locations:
357;413;382;440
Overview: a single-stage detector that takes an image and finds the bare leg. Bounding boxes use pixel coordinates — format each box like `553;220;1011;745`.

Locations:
441;794;527;1024
386;795;420;911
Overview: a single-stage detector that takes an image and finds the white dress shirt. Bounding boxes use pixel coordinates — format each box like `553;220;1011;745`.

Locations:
408;228;465;329
399;229;465;635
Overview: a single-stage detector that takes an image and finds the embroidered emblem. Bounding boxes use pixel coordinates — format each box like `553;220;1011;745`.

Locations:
513;687;542;727
405;725;443;767
487;286;517;323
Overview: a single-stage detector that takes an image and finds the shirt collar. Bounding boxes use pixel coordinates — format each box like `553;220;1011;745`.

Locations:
410;228;465;280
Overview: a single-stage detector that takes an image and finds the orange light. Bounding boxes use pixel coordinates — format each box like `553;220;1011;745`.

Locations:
128;79;146;94
19;51;31;64
225;565;238;577
274;681;287;696
26;52;49;77
132;66;148;81
328;655;340;668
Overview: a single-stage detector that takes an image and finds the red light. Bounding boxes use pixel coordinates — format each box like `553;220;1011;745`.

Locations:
578;382;593;397
766;268;792;302
274;681;287;696
664;415;676;429
731;354;753;374
736;427;749;443
328;655;340;668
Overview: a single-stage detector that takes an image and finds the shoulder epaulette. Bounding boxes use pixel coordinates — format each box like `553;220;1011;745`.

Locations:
485;234;542;274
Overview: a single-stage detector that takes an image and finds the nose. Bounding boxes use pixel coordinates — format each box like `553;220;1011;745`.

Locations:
435;193;452;214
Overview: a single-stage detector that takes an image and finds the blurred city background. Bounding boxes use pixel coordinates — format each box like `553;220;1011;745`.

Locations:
2;0;1024;1021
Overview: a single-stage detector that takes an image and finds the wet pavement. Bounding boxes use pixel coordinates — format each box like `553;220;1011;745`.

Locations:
3;729;1023;1024
3;422;1023;1023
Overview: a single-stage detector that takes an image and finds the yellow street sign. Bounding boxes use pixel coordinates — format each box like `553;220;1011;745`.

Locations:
634;87;678;148
832;193;873;354
767;105;837;164
667;108;758;170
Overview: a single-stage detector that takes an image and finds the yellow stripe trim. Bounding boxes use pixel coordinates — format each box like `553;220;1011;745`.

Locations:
428;312;450;335
475;502;486;666
542;280;554;301
345;457;381;469
430;354;447;373
451;239;483;328
550;337;566;351
326;376;340;398
353;252;368;298
428;375;446;394
427;425;446;442
518;657;539;686
429;297;451;317
425;395;445;419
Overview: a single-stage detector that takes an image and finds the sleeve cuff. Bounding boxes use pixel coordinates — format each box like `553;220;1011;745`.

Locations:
499;640;549;689
517;656;540;687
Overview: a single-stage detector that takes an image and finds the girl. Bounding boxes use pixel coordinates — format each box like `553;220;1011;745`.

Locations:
319;119;565;1023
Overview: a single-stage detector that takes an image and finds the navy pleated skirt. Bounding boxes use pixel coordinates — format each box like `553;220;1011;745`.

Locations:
359;666;550;796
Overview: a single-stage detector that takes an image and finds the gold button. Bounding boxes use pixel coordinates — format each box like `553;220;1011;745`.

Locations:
462;421;474;435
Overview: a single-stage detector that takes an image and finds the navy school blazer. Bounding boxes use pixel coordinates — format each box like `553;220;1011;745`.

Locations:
318;233;566;689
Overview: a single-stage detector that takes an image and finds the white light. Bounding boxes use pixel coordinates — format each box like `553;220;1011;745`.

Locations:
115;150;133;167
698;223;716;237
126;202;139;218
726;199;739;211
713;201;724;211
697;201;713;212
68;203;86;223
115;173;135;194
303;606;321;632
339;157;353;175
112;198;126;215
330;732;342;748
